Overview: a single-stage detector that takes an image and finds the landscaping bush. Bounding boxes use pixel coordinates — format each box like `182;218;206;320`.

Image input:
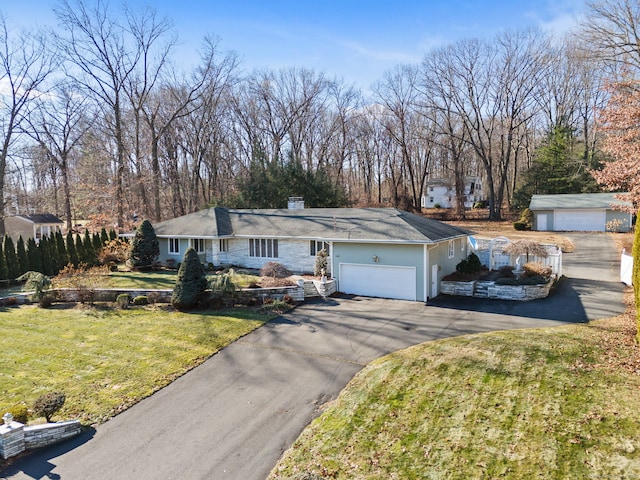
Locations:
513;208;533;231
33;392;66;422
6;403;28;424
171;247;208;311
524;262;552;279
260;298;291;313
132;295;149;306
147;291;162;305
17;271;51;302
498;265;515;277
513;221;528;231
260;262;292;278
99;238;130;265
209;269;237;300
38;295;55;309
116;294;130;309
455;253;482;274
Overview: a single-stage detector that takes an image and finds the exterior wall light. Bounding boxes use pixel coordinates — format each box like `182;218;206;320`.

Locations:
373;255;379;263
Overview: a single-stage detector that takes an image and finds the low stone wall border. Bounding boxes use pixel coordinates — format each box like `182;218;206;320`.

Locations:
441;279;554;301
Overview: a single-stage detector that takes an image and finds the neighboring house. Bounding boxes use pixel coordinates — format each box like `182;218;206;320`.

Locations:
151;206;470;302
529;193;632;232
3;214;64;243
421;176;484;209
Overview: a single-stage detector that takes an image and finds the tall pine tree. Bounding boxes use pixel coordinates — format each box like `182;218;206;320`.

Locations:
55;231;67;270
26;237;42;273
66;231;79;266
4;236;19;279
129;220;159;270
16;237;28;276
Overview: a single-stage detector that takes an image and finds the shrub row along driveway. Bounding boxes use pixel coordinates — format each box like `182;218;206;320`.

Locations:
1;233;626;480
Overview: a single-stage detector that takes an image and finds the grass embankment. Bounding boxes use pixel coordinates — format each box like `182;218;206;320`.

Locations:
50;269;260;290
0;305;271;426
271;298;640;479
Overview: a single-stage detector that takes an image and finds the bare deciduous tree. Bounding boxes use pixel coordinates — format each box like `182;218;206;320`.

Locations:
0;15;56;232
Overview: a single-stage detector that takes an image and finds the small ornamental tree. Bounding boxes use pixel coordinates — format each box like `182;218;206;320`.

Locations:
314;248;328;277
171;247;207;310
33;392;65;423
129;220;159;270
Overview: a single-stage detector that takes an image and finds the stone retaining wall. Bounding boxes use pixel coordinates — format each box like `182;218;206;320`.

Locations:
0;420;82;459
24;421;81;450
5;279;340;308
441;279;554;301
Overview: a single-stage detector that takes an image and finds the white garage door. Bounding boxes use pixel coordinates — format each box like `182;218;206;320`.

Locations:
554;209;606;232
339;263;416;301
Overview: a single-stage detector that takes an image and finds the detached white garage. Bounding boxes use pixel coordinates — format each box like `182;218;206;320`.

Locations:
529;193;632;233
339;263;417;301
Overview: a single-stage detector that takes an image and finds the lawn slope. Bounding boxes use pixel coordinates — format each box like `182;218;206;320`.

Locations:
270;307;640;479
0;305;269;426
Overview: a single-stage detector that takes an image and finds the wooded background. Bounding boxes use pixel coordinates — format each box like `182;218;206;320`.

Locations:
0;0;637;232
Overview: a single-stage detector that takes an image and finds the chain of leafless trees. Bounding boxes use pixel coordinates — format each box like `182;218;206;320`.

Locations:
0;0;627;231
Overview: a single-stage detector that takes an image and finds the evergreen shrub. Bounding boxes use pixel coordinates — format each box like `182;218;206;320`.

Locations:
171;248;207;311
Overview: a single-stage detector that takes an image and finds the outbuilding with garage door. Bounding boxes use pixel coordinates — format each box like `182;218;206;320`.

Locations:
529;193;632;232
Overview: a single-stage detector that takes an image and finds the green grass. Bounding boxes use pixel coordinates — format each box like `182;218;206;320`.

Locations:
50;269;260;290
0;304;271;426
270;315;640;479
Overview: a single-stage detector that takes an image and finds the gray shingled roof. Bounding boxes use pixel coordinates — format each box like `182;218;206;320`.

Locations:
17;214;64;224
529;192;631;210
153;207;469;244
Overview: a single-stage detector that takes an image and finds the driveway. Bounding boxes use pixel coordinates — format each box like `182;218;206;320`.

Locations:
1;233;627;480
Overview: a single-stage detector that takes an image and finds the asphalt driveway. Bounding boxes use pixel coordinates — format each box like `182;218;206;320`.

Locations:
1;233;627;480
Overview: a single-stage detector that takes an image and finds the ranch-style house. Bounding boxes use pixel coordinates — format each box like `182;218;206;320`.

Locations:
150;205;470;302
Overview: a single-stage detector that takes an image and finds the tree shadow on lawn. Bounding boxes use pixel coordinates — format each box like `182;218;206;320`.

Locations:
429;276;627;323
0;427;96;480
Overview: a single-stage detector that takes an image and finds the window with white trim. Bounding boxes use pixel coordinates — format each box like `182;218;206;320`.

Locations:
309;240;329;256
219;239;228;252
192;238;205;254
448;240;455;259
249;238;278;258
169;238;180;255
460;238;465;252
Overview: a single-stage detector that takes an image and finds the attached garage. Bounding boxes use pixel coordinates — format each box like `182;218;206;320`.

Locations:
339;263;417;301
529;193;632;233
554;209;606;232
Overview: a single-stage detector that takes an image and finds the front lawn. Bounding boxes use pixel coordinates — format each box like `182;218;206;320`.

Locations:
270;298;640;479
0;305;271;426
49;269;263;291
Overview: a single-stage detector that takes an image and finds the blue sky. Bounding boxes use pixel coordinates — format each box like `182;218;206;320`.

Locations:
5;0;585;90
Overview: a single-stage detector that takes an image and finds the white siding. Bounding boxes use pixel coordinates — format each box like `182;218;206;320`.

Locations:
217;238;329;274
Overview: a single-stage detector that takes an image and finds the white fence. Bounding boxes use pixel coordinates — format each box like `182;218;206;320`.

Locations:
469;236;562;277
621;250;633;286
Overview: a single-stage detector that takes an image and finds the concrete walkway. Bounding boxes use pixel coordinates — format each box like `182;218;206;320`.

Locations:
1;233;627;480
